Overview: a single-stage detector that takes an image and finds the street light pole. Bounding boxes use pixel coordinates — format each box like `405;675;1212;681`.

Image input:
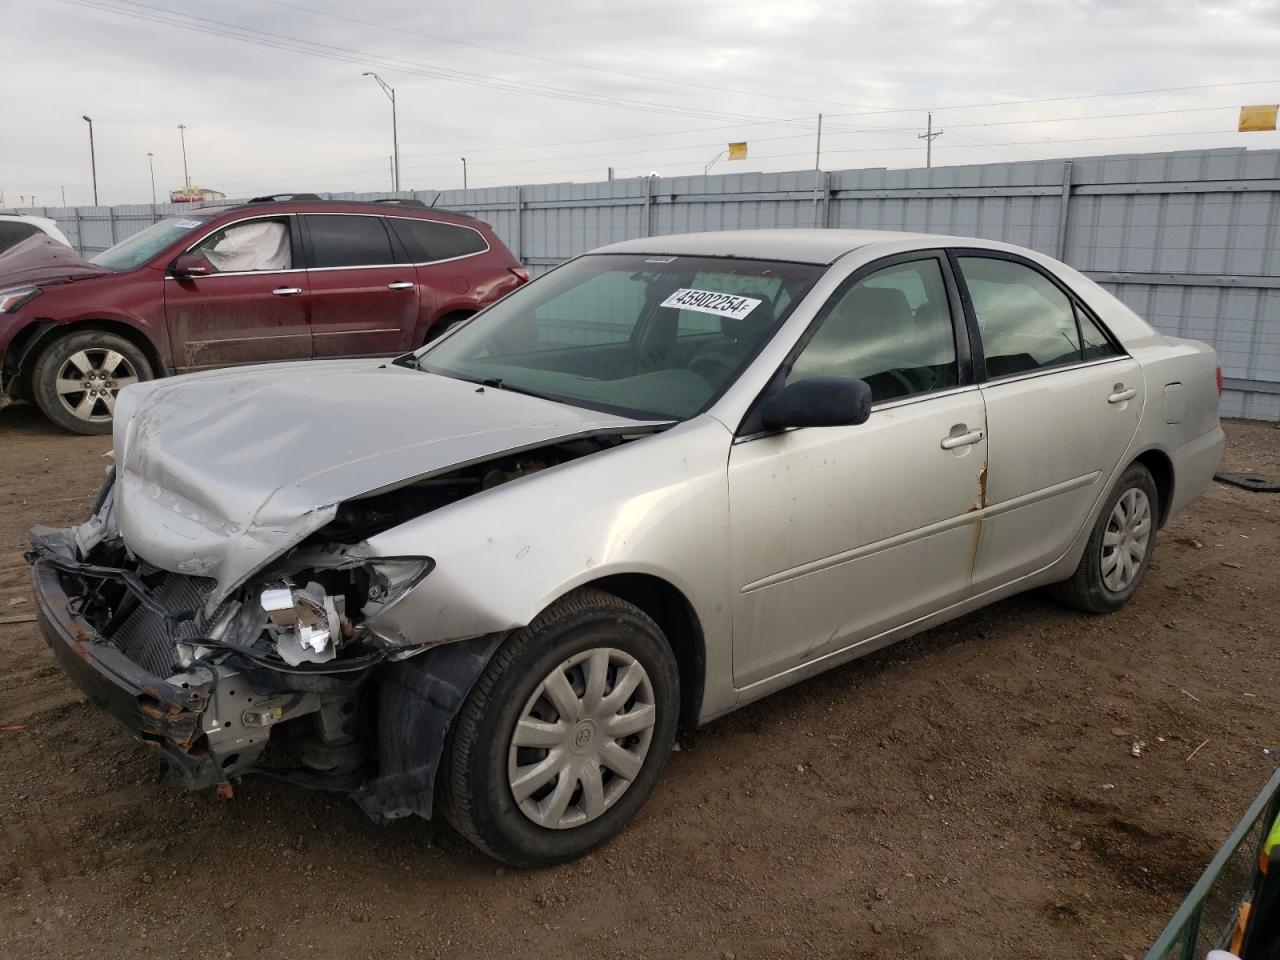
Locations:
177;123;191;194
146;152;157;204
81;115;98;204
362;72;400;192
461;157;467;190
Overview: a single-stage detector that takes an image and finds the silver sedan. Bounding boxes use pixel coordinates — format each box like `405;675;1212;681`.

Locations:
29;229;1224;865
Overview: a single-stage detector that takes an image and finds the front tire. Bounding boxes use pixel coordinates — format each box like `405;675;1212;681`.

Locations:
440;588;679;867
32;330;152;435
1050;463;1159;614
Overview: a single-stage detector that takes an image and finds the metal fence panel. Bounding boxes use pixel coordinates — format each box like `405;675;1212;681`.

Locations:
5;146;1278;418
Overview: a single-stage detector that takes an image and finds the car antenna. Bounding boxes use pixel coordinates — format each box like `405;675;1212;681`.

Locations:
430;192;441;207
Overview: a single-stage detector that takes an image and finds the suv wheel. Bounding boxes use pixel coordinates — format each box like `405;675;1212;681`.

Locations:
440;588;679;867
32;331;152;435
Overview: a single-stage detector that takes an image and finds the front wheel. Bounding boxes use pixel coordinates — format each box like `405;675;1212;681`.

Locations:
440;588;679;867
31;330;153;435
1049;463;1159;613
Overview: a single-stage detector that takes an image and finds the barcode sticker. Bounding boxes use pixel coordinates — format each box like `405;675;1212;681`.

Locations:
660;287;762;320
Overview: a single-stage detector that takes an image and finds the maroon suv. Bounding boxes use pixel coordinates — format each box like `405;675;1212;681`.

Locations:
0;195;528;434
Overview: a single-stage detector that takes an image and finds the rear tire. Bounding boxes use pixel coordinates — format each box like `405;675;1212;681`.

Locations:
32;330;152;436
1049;463;1159;614
440;588;679;867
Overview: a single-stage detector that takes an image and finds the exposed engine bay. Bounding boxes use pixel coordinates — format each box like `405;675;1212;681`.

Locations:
26;434;630;801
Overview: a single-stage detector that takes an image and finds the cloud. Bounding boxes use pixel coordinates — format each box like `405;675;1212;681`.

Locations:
2;0;1277;206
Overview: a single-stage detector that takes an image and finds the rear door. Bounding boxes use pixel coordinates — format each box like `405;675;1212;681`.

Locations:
952;251;1142;587
163;215;311;370
387;216;512;342
302;214;420;358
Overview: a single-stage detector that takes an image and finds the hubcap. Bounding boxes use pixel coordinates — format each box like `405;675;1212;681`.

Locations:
55;348;139;422
507;648;657;830
1101;487;1152;592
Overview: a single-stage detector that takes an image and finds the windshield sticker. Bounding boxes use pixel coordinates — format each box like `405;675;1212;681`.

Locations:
660;287;762;320
174;219;204;229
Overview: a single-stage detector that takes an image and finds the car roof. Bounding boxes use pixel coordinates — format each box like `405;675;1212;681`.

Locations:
186;198;482;226
592;228;964;265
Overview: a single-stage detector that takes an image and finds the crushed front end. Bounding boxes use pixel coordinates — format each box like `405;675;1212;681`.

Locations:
27;468;425;799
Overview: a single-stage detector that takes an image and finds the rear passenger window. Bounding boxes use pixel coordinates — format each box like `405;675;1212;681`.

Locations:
306;215;394;268
958;257;1082;377
391;218;488;262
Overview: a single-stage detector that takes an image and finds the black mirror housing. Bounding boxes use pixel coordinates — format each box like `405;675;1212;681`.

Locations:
761;377;873;431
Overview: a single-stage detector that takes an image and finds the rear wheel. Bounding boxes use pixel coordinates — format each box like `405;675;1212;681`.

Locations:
32;330;152;435
1050;463;1158;613
440;588;679;867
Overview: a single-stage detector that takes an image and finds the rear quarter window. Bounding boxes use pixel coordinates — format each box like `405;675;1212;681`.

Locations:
390;218;489;263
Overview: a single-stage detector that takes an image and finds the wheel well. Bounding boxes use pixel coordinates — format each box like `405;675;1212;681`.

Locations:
1132;449;1174;526
426;309;474;344
7;320;165;399
586;573;706;729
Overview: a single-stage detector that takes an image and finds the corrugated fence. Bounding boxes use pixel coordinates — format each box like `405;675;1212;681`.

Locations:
5;146;1278;419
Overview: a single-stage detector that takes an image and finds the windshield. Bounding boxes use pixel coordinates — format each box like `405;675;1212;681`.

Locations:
417;253;823;420
91;215;215;271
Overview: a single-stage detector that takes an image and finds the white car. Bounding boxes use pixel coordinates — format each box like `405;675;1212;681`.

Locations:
29;229;1224;866
0;214;72;253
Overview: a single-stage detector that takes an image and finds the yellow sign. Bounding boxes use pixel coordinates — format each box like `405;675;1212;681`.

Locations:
1239;105;1278;132
728;141;748;160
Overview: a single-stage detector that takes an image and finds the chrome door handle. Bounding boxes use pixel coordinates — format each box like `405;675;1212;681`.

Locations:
387;281;415;290
1108;386;1137;404
940;428;984;450
272;287;303;297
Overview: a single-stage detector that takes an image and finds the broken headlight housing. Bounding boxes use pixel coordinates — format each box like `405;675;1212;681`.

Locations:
256;556;432;665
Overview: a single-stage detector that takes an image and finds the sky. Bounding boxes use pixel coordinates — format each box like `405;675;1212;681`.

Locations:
3;0;1280;207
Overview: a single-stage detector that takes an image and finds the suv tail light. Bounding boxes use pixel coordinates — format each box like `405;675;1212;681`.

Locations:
509;266;530;284
1215;366;1224;396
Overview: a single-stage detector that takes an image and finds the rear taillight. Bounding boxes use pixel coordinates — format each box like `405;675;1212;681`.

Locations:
509;266;530;284
1215;366;1224;396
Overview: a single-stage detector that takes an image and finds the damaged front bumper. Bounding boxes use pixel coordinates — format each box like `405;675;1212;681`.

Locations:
29;527;504;823
31;556;216;782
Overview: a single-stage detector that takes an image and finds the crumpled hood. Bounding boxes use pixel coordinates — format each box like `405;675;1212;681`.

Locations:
0;234;110;287
111;359;653;611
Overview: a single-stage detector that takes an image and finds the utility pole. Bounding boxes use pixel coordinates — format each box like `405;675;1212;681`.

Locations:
388;156;394;190
811;113;823;227
362;72;400;192
82;115;98;204
178;124;191;191
61;185;66;206
147;152;156;204
461;157;467;190
918;111;943;168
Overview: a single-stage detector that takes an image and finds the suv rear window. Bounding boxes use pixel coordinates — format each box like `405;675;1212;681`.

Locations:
0;221;40;254
305;215;395;268
389;218;488;263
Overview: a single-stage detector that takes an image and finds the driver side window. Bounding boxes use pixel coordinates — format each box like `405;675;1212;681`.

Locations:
192;219;292;274
787;258;958;402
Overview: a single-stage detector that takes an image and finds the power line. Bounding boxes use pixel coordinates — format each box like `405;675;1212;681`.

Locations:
60;0;810;128
256;0;883;112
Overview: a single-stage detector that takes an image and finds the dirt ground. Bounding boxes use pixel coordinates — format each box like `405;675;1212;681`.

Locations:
0;402;1276;960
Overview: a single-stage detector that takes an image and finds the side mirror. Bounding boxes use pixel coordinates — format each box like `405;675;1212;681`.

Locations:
170;253;213;278
761;377;873;431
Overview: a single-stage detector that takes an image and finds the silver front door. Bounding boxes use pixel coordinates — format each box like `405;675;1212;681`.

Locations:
726;254;987;689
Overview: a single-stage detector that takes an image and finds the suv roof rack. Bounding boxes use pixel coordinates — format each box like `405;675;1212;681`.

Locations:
373;198;428;208
247;193;323;203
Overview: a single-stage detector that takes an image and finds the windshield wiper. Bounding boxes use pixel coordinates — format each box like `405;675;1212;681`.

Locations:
479;377;548;400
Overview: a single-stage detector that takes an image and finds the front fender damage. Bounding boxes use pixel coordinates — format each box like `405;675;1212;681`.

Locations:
354;632;505;821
